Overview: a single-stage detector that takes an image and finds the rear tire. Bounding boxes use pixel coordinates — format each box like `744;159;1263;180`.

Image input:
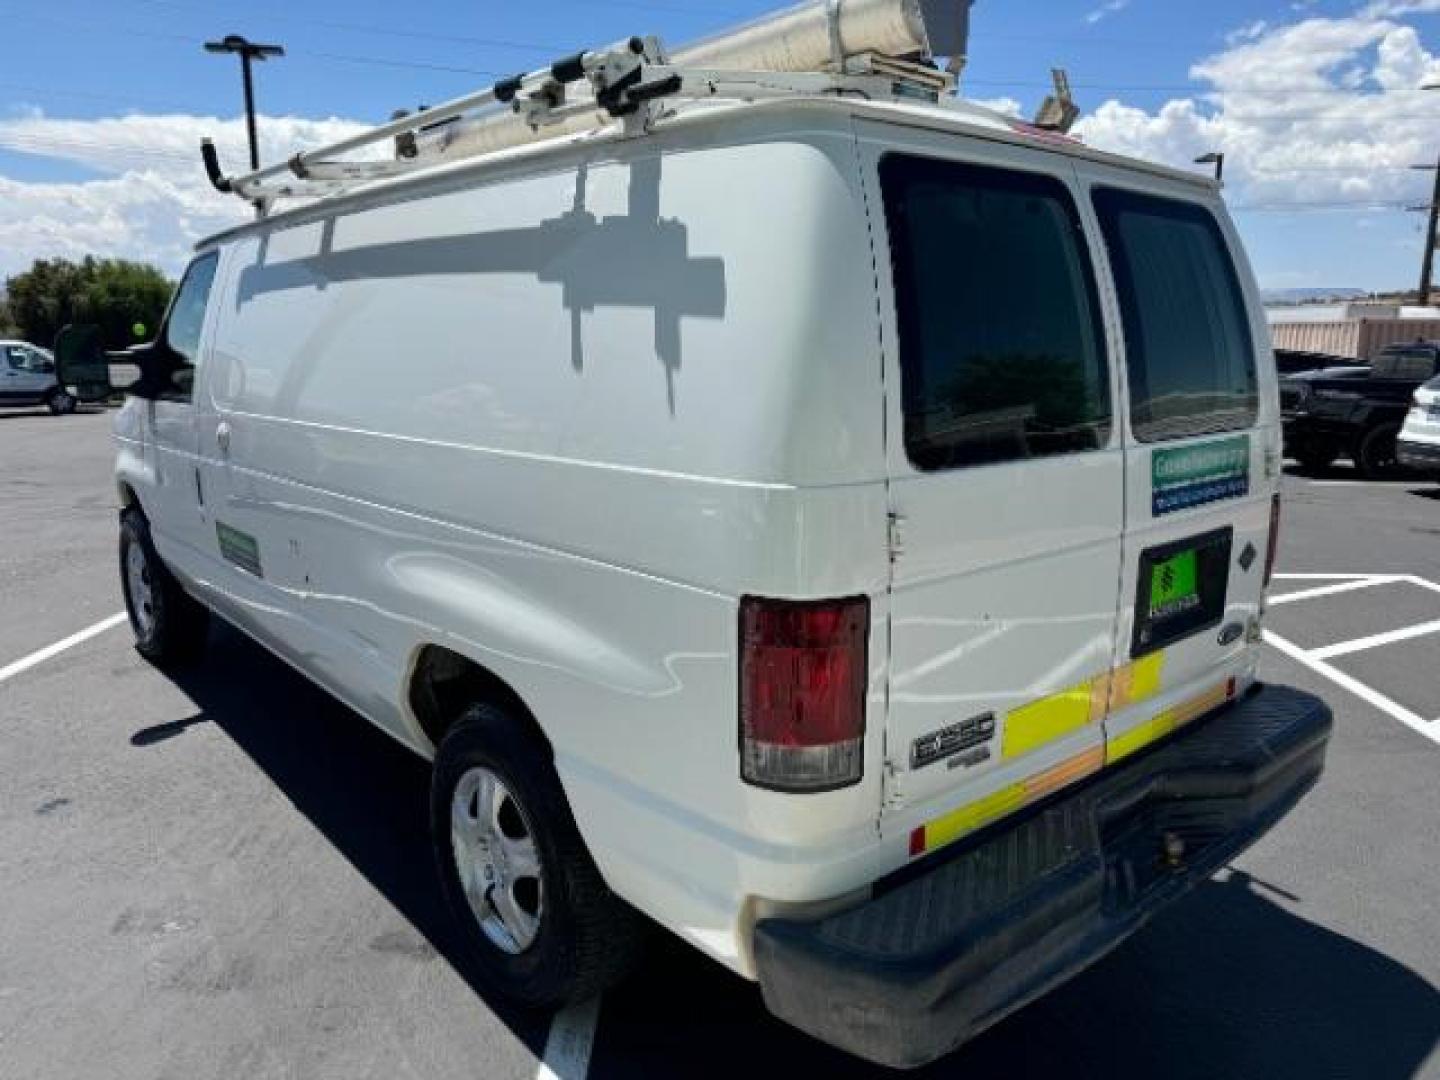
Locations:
431;704;647;1008
119;507;209;666
46;388;77;416
1355;424;1401;479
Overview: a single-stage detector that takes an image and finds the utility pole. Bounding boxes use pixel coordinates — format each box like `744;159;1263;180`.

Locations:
1416;155;1440;307
203;34;285;172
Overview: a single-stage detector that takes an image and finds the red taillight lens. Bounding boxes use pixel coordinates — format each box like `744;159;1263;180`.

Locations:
739;596;869;792
1264;493;1282;588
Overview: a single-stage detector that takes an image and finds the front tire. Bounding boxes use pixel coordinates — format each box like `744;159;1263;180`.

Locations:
119;507;209;666
431;704;646;1008
46;388;77;416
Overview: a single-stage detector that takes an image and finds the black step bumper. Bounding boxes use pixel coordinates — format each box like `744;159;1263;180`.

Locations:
753;684;1333;1070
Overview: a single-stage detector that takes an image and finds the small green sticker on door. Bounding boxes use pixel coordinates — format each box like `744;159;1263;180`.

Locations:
216;521;262;577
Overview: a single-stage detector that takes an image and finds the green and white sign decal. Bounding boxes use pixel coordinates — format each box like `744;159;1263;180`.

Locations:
1151;435;1250;516
216;521;263;577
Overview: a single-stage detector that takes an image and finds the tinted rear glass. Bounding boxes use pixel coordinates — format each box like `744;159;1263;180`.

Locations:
1094;189;1258;443
881;155;1112;472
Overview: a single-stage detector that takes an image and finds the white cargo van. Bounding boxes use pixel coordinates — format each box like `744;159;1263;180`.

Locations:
60;3;1332;1067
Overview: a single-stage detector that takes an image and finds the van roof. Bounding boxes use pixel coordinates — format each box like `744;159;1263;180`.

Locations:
195;94;1217;250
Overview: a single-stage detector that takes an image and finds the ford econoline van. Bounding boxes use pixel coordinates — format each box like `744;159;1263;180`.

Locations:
60;7;1333;1068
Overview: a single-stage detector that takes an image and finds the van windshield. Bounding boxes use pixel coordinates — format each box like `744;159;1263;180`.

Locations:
881;154;1112;472
1094;189;1258;443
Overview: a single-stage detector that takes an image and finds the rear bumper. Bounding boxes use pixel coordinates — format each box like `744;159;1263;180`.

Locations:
1397;438;1440;472
753;684;1333;1070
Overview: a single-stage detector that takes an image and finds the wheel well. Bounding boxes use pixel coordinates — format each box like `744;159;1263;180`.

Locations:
408;645;550;755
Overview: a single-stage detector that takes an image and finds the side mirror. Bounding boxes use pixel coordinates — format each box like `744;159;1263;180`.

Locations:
53;324;114;404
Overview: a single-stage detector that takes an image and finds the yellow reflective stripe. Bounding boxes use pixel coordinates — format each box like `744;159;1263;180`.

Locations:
913;745;1107;857
1108;712;1178;763
1002;680;1096;759
1129;652;1165;703
922;783;1028;852
1108;651;1166;711
1108;681;1231;763
1024;745;1105;801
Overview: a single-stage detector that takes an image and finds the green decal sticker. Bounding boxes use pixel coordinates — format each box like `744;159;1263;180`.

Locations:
216;521;263;577
1152;435;1250;516
1149;549;1199;620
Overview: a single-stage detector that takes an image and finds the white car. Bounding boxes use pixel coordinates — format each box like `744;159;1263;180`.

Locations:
0;340;76;415
58;2;1333;1068
1398;375;1440;474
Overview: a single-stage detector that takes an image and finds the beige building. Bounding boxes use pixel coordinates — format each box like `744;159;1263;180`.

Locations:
1267;302;1440;360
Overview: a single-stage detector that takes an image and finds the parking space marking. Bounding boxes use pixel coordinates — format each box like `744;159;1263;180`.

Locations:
1268;575;1403;606
1265;630;1437;745
535;996;600;1080
0;612;127;685
1310;618;1440;661
1271;572;1378;581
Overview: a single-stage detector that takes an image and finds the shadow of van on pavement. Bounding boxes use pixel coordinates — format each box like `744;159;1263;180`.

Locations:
590;860;1440;1078
136;622;552;1059
135;625;1440;1079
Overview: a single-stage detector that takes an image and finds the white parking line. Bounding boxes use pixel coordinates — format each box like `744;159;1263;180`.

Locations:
535;997;601;1080
1278;576;1376;584
1265;630;1438;746
1310;618;1440;661
1268;576;1402;606
0;612;128;685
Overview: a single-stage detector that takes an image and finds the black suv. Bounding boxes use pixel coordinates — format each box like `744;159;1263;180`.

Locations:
1281;342;1440;476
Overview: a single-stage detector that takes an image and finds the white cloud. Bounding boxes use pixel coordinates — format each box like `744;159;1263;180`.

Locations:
1074;6;1440;216
0;113;366;279
1085;0;1131;26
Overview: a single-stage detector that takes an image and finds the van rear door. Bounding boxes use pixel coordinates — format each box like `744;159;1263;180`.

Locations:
1078;168;1274;762
858;121;1126;849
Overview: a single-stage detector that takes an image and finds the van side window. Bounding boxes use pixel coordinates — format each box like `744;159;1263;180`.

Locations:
1093;189;1258;443
160;252;220;401
880;154;1112;473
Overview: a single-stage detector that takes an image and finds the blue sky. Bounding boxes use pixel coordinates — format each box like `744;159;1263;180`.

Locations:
4;0;1440;291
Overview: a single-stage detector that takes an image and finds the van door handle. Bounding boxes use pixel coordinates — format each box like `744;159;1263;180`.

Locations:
215;421;232;455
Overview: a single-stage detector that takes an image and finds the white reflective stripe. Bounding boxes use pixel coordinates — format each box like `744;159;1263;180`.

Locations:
0;613;127;685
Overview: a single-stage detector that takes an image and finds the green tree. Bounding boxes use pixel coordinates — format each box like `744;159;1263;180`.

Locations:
0;293;19;338
4;257;173;350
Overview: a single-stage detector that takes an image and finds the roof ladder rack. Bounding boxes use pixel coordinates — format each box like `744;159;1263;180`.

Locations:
201;0;976;212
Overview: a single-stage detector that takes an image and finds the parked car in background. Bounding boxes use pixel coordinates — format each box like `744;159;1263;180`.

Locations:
1281;341;1440;476
1274;348;1366;376
0;341;76;415
1398;375;1440;475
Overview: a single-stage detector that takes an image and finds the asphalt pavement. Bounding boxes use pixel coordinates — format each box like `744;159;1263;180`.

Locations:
2;408;1438;1079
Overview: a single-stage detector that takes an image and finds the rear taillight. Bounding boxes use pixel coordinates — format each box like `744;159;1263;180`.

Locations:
739;596;869;792
1264;493;1281;588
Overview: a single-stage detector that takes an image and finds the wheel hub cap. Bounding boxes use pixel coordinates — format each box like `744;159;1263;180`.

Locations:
125;543;155;639
451;766;544;955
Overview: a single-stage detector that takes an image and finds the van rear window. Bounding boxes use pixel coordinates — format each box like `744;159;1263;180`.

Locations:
880;155;1112;472
1093;189;1258;443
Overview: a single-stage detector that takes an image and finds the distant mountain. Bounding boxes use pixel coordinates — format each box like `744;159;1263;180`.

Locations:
1261;288;1371;304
